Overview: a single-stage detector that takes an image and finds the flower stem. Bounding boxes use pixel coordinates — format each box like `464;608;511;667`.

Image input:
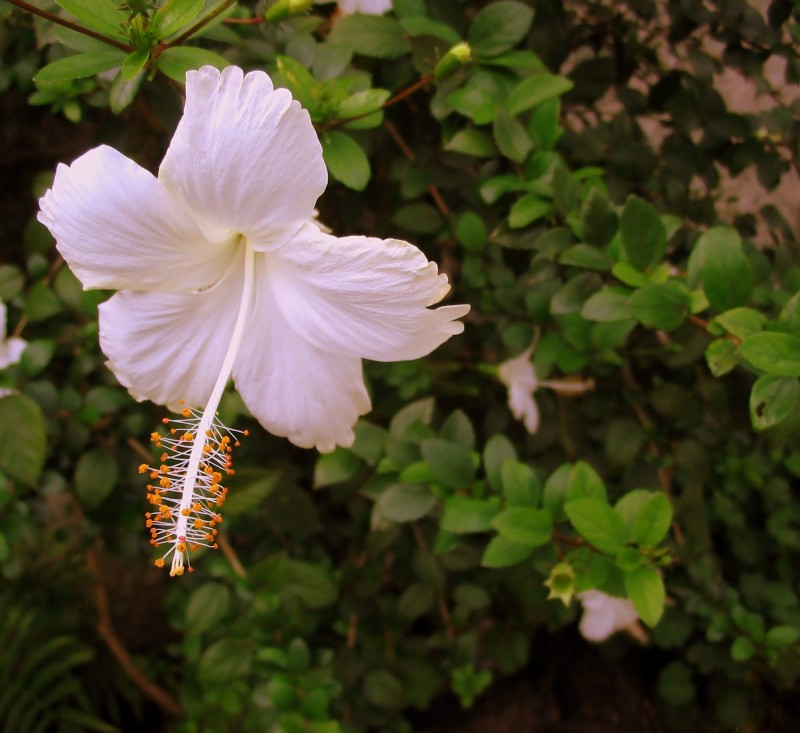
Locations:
4;0;132;51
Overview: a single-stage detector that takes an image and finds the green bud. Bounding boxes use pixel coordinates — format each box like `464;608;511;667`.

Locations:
265;0;314;22
544;562;576;607
433;42;472;81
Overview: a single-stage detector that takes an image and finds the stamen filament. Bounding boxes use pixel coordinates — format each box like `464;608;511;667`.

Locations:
145;239;255;576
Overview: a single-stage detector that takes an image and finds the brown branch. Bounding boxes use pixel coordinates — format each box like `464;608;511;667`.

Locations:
127;437;153;463
4;0;132;51
410;522;455;639
384;120;450;218
217;533;247;578
224;16;265;24
86;545;181;717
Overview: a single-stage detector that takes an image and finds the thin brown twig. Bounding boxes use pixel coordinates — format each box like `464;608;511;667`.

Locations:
217;533;247;578
384;120;450;218
86;545;181;717
224;16;265;24
127;437;153;463
4;0;132;52
410;522;455;639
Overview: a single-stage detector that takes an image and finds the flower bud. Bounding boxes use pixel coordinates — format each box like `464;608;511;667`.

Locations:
265;0;314;22
433;42;472;81
544;562;576;606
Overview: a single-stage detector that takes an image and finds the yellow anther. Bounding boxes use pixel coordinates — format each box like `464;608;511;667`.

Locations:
182;408;192;417
170;566;185;577
181;508;191;516
154;558;165;568
138;464;148;474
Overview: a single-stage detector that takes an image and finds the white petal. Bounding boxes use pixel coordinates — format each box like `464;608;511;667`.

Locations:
233;256;371;452
38;146;235;293
98;246;245;408
578;590;639;642
159;66;327;249
498;347;541;433
338;0;392;14
0;338;27;369
266;225;469;363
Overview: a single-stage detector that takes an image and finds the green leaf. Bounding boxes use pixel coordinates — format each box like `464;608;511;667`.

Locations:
121;50;148;81
338;88;391;129
376;483;437;523
612;261;650;288
493;108;531;163
392;202;442;234
328;15;409;59
153;0;204;38
401;15;461;45
468;1;535;57
627;282;689;331
110;66;144;113
313;449;363;488
363;669;404;710
559;244;613;271
198;640;253;683
631;493;672;547
688;227;754;311
581;188;618;246
581;287;632;322
56;0;127;39
34;50;127;83
739;332;800;376
565;461;607;502
23;283;61;322
74;449;118;508
156;46;229;83
444;128;498;158
481;535;534;567
508;194;551;229
730;636;755;662
321;131;370;191
619;195;666;272
765;625;800;647
0;395;46;485
456;212;488;252
564;499;629;554
624;566;665;627
250;556;338;610
491;508;552;547
421;439;476;488
441;497;497;534
749;374;800;430
186;583;231;634
483;434;516;491
705;338;738;377
500;460;539;506
507;74;573;115
714;308;766;339
527;97;562;151
389;397;434;438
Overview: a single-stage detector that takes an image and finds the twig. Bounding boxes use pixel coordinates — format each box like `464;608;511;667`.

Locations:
217;533;247;578
127;437;153;463
384;120;450;218
410;522;455;639
86;545;181;717
4;0;132;52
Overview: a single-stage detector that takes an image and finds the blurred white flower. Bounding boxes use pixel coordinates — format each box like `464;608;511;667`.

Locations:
337;0;392;15
577;590;645;643
497;344;593;433
0;300;26;370
39;66;468;574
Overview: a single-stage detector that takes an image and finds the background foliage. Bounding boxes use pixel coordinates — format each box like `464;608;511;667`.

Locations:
1;0;800;731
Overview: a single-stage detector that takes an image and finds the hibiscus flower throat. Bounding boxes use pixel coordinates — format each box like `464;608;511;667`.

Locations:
140;240;255;576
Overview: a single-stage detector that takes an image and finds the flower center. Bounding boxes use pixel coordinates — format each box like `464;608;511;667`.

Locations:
143;238;256;575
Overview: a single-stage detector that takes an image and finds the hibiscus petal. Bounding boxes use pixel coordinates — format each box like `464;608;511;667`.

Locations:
233;257;371;452
159;66;327;249
38;145;235;292
98;246;245;408
266;225;470;362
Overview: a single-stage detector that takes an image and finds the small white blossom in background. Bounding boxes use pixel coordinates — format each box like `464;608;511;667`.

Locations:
497;343;594;434
38;65;468;575
0;300;26;371
316;0;391;15
577;590;647;643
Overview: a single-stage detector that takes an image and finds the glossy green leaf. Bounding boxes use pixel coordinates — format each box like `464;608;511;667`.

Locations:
156;46;229;83
321;131;371;191
739;332;800;376
376;483;437;523
56;0;127;39
628;282;689;331
34;50;127;83
749;374;800;430
441;497;497;534
619;195;666;272
507;74;573;115
491;507;552;546
0;395;46;485
328;15;409;59
564;499;628;554
493;108;531;163
508;194;551;229
153;0;204;38
468;1;535;57
624;566;665;627
481;535;534;567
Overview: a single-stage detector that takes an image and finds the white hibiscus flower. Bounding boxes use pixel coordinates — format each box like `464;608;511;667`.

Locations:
498;343;593;434
577;590;646;643
0;300;26;371
39;65;468;574
337;0;392;14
